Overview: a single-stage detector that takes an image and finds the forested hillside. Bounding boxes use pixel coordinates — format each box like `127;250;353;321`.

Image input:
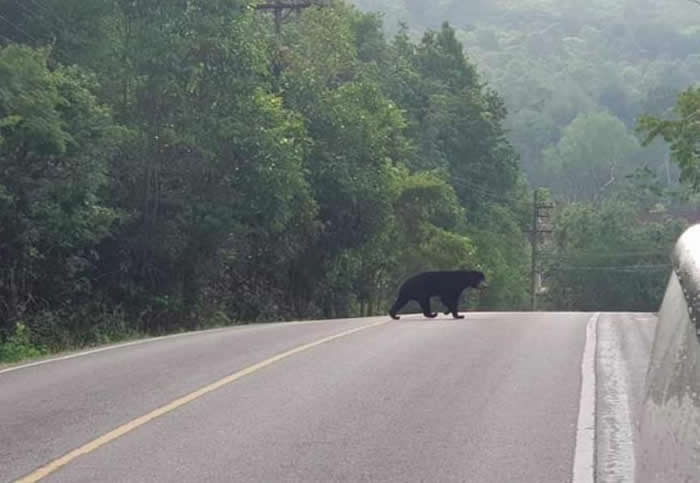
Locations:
0;0;695;361
354;0;699;310
353;0;700;194
0;0;532;360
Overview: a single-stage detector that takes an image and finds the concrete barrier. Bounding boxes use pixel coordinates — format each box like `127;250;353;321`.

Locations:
637;224;700;482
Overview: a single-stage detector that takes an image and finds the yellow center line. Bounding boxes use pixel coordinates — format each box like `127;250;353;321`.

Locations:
16;318;391;482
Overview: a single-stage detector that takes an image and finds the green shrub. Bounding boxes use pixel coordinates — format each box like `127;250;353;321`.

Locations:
0;322;45;363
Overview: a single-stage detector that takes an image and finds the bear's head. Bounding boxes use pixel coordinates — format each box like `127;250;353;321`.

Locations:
465;270;488;289
477;271;488;289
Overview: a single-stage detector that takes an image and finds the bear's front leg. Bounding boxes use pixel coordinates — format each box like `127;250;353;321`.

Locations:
418;297;438;318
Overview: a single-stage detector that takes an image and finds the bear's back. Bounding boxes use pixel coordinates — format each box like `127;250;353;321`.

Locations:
401;270;475;296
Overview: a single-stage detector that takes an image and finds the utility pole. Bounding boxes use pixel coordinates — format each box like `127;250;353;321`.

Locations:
254;0;331;34
254;0;332;80
527;189;554;311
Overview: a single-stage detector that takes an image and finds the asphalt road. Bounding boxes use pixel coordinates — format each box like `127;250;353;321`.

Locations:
0;313;654;482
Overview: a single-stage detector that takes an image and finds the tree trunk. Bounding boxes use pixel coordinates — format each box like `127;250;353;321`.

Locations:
182;261;199;330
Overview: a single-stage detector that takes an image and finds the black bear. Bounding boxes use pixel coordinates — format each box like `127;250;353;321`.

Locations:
388;270;487;320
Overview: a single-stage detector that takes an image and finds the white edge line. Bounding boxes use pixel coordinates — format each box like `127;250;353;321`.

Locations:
0;317;378;376
572;312;599;483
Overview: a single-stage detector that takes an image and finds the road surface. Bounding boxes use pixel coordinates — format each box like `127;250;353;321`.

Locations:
0;313;655;482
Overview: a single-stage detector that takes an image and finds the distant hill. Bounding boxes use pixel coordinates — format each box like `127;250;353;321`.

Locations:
351;0;700;191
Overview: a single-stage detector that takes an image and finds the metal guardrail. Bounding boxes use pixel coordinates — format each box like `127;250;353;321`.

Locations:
637;224;700;482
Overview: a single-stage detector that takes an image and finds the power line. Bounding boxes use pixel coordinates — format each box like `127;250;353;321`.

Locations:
409;160;525;205
23;0;79;52
559;249;671;258
557;264;671;272
25;0;81;50
0;32;16;44
12;0;61;34
26;0;56;17
0;6;79;66
449;165;525;198
0;13;39;43
448;173;525;205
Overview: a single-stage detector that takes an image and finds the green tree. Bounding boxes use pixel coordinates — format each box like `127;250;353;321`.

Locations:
381;22;529;309
276;5;412;317
638;86;700;192
382;22;520;207
0;1;551;356
543;112;642;201
93;3;317;328
545;200;685;311
0;45;119;335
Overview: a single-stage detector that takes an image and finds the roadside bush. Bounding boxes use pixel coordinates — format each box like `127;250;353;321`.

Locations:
0;322;45;363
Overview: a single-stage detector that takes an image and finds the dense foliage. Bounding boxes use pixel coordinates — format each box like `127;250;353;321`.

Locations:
353;0;700;193
0;1;531;358
353;0;699;312
2;0;698;360
639;87;700;191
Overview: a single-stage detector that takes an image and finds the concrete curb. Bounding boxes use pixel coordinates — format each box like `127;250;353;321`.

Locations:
637;224;700;482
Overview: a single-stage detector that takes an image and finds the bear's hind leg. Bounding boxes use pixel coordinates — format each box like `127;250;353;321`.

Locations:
440;296;451;315
389;295;409;320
